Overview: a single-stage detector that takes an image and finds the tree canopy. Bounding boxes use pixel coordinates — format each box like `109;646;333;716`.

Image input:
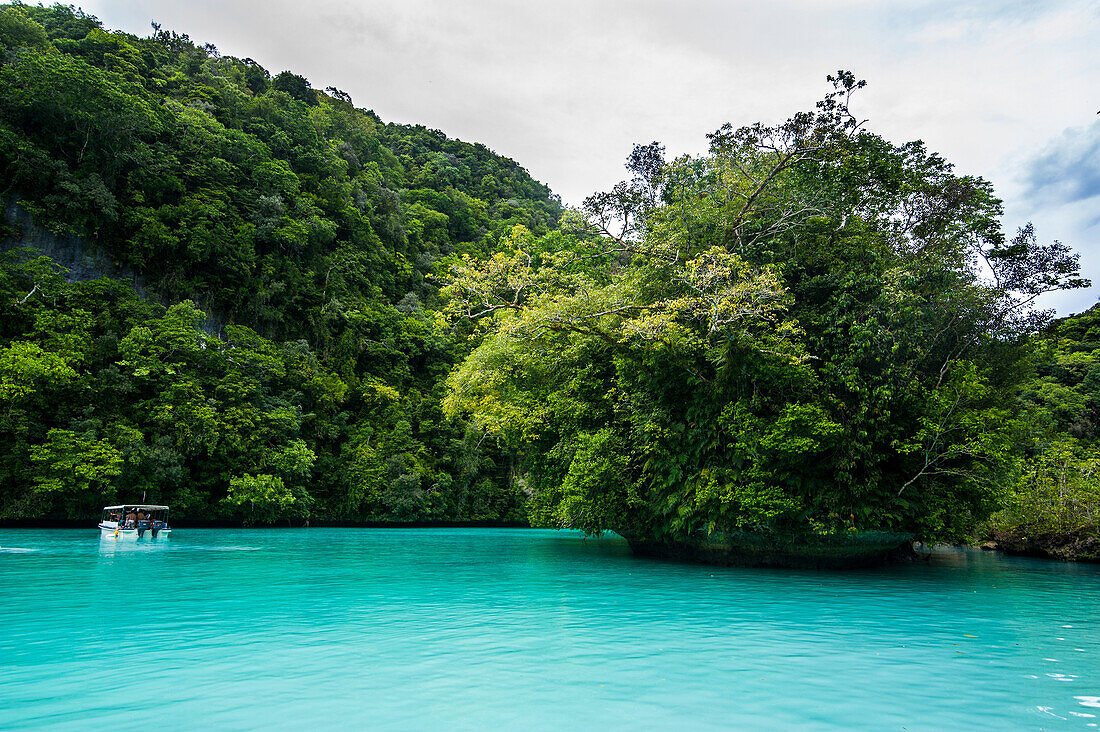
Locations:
443;73;1088;546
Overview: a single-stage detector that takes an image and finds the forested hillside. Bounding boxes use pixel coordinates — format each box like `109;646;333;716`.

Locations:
0;3;560;522
987;306;1100;559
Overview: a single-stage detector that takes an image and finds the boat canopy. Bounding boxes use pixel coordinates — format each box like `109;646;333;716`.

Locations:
103;505;169;511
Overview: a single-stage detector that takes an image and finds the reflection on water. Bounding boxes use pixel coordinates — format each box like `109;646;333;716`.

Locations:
97;534;262;556
1;529;1098;730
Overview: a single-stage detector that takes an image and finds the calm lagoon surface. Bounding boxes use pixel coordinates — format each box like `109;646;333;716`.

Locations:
1;529;1098;730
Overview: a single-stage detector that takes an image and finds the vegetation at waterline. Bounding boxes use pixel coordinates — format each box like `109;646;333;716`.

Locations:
0;5;1095;558
985;306;1100;559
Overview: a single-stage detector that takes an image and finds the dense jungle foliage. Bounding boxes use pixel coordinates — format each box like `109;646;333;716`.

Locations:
0;3;559;522
0;5;1093;552
987;306;1100;547
443;74;1090;547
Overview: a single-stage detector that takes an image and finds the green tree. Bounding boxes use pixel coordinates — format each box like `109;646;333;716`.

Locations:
30;428;123;515
444;74;1087;549
990;305;1100;547
0;5;49;50
225;473;295;524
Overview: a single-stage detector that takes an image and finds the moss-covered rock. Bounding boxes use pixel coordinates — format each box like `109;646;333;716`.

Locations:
987;528;1100;563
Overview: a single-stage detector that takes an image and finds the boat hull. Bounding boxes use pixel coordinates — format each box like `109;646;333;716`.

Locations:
99;524;171;539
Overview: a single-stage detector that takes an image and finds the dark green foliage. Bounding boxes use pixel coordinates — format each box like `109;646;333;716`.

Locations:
444;74;1087;546
0;4;558;522
990;306;1100;540
0;4;48;50
271;71;316;106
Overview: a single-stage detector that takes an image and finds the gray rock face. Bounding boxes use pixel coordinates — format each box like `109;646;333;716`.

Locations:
2;199;225;337
2;198;143;288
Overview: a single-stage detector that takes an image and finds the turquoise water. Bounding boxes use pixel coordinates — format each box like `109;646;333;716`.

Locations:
1;529;1098;730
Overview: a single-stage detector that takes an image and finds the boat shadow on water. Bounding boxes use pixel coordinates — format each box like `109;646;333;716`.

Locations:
97;533;173;555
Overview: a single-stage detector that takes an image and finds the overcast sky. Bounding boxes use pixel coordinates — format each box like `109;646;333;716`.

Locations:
70;0;1100;313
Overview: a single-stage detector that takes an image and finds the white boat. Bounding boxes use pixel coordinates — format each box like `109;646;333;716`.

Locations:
99;505;171;539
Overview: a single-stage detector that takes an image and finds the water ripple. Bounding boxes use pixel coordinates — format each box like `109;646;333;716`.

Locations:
1;529;1098;729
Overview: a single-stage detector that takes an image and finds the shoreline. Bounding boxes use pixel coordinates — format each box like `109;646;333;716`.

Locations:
975;527;1100;564
0;518;532;530
6;521;1099;565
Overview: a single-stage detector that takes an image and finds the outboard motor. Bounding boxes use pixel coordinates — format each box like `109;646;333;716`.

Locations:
151;522;161;538
137;520;150;538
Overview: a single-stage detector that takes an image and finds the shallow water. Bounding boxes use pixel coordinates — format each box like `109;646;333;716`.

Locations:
0;529;1098;730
